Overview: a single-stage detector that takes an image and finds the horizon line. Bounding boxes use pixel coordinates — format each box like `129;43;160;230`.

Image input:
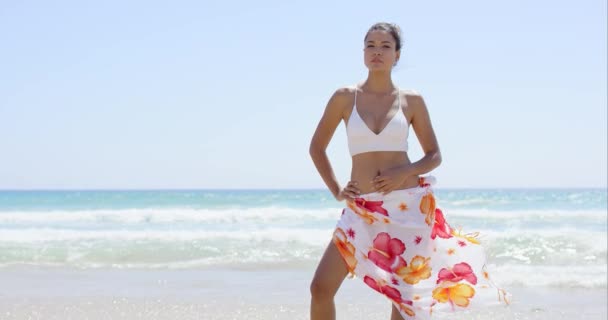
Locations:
0;186;606;191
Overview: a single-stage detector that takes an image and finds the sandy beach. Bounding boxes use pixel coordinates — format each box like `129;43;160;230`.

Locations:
1;267;605;320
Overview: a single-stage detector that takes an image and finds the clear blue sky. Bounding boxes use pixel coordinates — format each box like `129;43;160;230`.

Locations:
0;0;606;189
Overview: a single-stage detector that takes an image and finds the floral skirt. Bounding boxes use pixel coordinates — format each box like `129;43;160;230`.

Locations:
333;176;510;319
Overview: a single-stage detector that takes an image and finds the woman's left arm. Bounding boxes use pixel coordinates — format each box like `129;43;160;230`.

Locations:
372;92;442;194
400;92;442;175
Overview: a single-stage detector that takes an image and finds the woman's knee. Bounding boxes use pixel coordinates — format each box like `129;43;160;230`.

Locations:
310;240;348;300
309;276;339;300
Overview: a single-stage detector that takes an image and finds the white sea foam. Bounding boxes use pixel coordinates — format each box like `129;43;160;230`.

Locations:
0;207;341;225
0;207;604;225
0;205;605;290
0;227;334;244
487;264;607;288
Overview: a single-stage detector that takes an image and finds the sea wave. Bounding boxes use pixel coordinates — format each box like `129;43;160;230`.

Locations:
0;207;604;226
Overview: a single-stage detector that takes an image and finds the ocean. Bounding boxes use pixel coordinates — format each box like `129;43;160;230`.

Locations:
1;186;605;290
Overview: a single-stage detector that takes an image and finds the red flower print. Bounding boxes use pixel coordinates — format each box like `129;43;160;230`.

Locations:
457;240;467;247
347;228;356;239
419;176;431;187
431;208;453;239
354;198;389;216
368;232;407;273
437;262;478;285
391;277;399;285
364;276;415;317
414;235;423;245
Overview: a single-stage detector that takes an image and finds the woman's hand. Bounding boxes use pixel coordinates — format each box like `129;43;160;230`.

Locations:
372;166;409;195
335;181;360;202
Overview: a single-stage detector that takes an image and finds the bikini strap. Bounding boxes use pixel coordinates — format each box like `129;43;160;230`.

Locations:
397;87;401;106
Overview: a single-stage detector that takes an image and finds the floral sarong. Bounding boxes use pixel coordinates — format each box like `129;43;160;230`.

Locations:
333;176;510;319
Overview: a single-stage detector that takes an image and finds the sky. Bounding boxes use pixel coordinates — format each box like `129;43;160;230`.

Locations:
0;0;606;189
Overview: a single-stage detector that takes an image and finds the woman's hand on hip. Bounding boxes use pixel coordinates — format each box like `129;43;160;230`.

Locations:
335;181;360;202
372;167;409;195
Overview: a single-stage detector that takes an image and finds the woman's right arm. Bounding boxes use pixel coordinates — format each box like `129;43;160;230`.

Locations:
309;88;352;200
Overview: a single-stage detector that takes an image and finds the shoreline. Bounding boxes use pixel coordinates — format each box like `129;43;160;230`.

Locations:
0;267;605;319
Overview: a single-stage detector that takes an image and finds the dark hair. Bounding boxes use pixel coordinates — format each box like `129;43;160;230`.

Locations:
365;22;402;51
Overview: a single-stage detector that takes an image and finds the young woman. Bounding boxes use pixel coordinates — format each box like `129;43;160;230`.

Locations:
308;23;509;320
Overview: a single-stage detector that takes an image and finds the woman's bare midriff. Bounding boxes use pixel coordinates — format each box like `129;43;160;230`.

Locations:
351;151;419;195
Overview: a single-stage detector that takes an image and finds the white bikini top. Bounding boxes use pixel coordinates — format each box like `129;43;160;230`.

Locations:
346;86;409;156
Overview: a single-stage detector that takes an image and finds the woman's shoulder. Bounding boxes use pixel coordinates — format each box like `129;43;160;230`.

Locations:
321;85;357;115
399;89;428;112
333;85;358;97
399;88;422;98
327;85;357;107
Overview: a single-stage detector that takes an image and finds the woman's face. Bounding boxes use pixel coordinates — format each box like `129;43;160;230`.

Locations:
363;30;400;72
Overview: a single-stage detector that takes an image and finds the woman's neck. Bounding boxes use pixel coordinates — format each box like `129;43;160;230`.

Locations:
362;74;395;94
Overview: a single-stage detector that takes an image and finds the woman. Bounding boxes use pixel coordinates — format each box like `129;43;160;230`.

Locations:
308;23;509;320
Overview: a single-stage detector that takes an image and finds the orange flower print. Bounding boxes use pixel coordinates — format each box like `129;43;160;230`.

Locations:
332;228;357;275
364;276;415;317
447;248;456;255
432;281;476;308
451;228;481;245
399;202;408;211
419;193;436;226
347;201;379;225
434;261;478;308
395;255;432;285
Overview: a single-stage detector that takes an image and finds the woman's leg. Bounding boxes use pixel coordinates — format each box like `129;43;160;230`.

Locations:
310;239;349;320
390;304;405;320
